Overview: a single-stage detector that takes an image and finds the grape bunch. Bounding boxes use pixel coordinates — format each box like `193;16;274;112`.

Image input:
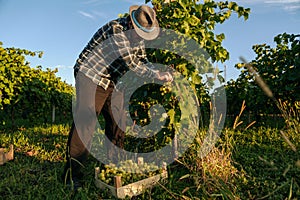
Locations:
160;84;172;96
98;159;163;186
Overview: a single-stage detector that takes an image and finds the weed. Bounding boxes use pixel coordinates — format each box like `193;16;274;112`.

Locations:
233;100;256;130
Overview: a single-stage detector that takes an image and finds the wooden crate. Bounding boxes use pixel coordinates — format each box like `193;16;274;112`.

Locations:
95;161;168;199
0;144;14;165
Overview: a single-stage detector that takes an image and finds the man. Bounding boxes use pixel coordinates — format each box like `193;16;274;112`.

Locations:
62;5;173;189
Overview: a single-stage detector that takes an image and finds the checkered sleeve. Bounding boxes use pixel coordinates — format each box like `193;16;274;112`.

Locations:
111;25;159;79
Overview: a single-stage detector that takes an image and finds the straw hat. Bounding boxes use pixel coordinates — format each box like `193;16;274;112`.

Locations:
129;5;160;40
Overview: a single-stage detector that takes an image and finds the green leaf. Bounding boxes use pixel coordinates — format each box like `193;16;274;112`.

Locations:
216;33;225;42
188;15;200;26
168;109;175;124
192;72;202;85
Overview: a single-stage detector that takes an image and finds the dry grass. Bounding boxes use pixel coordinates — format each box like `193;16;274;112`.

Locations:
177;128;242;199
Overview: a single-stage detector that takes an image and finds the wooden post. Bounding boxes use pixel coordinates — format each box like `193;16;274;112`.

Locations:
52;105;55;123
172;134;178;160
162;162;167;172
137;157;144;165
95;167;100;179
0;149;4;165
114;176;122;188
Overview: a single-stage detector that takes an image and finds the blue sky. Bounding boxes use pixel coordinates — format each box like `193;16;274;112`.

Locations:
0;0;299;85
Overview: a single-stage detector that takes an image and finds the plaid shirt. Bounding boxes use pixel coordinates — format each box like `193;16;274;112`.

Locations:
74;17;158;90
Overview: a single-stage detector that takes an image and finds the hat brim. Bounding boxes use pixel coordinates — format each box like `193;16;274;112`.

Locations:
129;5;160;40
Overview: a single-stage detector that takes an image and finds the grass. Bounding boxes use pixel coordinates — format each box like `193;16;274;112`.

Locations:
0;120;299;199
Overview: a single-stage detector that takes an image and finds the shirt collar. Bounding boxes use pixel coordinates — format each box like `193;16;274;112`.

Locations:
118;17;131;31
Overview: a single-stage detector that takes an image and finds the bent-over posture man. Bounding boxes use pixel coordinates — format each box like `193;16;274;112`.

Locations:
62;5;173;189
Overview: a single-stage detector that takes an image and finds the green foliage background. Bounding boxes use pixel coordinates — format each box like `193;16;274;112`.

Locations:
226;33;300;125
0;42;74;126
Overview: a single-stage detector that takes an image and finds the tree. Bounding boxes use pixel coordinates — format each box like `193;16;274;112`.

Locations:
0;42;74;126
150;0;250;62
227;33;300;117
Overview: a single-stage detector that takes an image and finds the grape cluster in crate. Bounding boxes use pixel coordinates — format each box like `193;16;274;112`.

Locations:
98;159;163;186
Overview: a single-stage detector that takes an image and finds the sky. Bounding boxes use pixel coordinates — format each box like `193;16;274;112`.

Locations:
0;0;299;86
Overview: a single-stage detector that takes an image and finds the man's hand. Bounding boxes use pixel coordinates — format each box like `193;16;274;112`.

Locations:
156;71;173;82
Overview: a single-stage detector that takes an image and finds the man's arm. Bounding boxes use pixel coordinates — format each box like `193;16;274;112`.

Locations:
111;25;173;82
